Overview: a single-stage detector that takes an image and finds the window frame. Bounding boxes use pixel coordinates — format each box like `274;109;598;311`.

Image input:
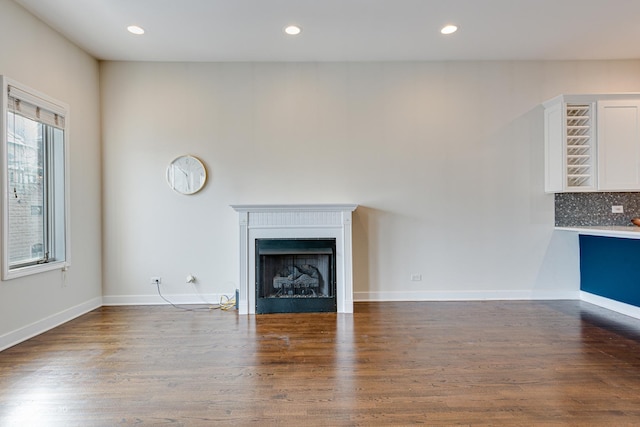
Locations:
1;76;70;280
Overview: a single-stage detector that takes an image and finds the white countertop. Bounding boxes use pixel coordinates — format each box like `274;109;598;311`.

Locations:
555;226;640;239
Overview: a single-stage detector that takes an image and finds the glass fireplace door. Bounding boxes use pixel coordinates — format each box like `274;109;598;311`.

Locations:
256;238;336;314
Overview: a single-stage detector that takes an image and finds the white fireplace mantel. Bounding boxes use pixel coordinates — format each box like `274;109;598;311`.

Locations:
231;204;358;315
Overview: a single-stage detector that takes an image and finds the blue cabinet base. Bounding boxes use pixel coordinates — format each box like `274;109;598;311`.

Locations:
580;235;640;307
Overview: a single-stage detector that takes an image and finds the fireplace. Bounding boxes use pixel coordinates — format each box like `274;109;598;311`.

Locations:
256;238;336;314
231;204;357;314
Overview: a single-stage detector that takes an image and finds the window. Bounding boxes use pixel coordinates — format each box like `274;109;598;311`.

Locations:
1;77;69;279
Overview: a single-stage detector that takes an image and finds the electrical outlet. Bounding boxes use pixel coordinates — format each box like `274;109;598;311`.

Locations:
410;274;422;281
612;205;624;213
150;276;161;285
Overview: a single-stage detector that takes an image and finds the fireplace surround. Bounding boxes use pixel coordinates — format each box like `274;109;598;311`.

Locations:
231;204;357;315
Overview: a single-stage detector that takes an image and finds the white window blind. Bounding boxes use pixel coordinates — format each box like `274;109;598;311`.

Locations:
7;85;66;129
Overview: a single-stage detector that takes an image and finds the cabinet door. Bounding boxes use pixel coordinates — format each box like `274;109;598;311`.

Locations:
544;101;564;192
597;100;640;190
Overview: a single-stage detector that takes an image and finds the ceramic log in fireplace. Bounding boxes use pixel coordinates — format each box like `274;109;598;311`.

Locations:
231;204;357;314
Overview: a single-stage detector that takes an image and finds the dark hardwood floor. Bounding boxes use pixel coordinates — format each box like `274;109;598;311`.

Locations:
2;301;640;426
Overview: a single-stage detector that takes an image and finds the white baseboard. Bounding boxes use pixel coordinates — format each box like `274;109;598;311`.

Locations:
102;293;232;306
580;291;640;320
354;290;579;302
0;297;102;352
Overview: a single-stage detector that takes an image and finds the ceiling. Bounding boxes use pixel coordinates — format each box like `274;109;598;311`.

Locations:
12;0;640;62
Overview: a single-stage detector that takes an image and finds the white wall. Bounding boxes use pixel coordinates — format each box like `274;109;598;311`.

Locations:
0;0;102;349
101;60;640;305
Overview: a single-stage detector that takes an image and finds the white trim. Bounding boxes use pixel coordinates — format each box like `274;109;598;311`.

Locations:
231;204;358;213
102;293;232;306
0;297;102;352
580;291;640;320
556;226;640;240
3;260;69;280
355;290;580;302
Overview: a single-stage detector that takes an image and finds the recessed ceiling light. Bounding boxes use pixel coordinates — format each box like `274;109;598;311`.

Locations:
440;24;458;35
127;25;145;35
284;25;302;36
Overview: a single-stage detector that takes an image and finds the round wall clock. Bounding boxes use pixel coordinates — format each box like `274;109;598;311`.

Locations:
166;155;207;195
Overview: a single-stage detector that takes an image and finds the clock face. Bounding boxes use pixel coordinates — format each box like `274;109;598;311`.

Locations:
166;155;207;194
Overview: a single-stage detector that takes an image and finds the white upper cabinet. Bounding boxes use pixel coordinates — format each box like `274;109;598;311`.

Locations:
544;94;640;193
597;100;640;191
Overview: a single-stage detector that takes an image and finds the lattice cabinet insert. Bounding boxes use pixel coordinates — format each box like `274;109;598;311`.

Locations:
565;103;594;189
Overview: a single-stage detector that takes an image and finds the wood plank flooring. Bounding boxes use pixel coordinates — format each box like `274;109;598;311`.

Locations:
2;301;640;426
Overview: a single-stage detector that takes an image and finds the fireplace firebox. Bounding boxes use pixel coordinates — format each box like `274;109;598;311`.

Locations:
256;238;336;314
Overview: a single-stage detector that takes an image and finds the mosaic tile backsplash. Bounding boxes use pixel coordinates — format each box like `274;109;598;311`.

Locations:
555;192;640;227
